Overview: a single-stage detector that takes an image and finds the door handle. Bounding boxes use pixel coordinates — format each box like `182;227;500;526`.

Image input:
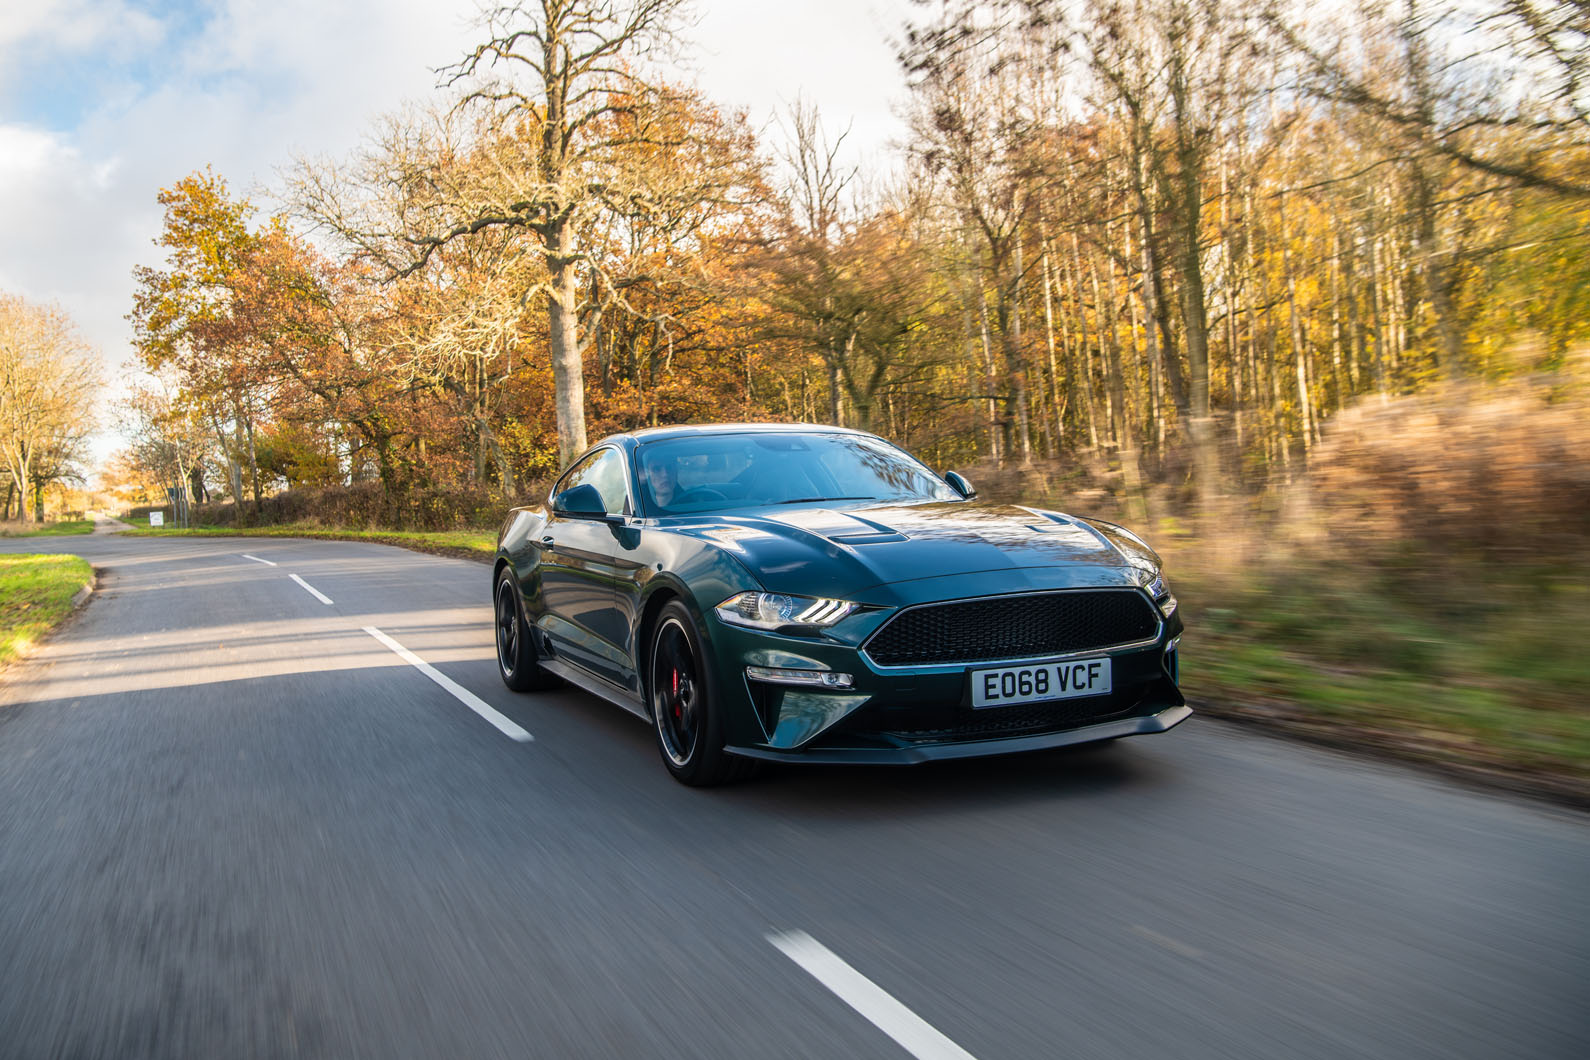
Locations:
539;535;557;552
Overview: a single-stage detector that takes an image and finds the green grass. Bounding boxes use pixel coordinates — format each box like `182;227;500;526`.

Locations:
0;553;92;667
0;519;94;538
1173;554;1590;791
118;523;496;557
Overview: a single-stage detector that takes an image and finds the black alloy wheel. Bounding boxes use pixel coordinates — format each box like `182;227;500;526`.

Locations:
648;600;752;786
495;570;560;692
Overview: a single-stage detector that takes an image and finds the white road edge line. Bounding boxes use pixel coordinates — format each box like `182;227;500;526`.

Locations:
767;931;978;1060
363;626;533;743
290;573;333;605
241;554;277;566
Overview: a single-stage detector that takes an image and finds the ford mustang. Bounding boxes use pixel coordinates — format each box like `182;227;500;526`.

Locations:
492;424;1188;784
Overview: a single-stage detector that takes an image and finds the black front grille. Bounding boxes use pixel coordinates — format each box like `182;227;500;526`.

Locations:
880;698;1137;743
864;590;1158;666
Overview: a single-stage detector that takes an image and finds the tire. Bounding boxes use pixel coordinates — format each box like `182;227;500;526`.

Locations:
495;569;561;692
648;600;755;787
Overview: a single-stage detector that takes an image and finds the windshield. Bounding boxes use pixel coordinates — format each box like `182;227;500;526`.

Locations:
634;432;959;516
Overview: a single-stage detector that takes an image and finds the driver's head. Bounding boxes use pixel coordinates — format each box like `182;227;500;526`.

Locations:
641;452;674;482
641;451;676;502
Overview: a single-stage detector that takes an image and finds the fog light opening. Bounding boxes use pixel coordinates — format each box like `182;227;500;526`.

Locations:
745;665;854;689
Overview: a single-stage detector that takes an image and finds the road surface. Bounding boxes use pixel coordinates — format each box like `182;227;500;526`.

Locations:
1;530;1585;1059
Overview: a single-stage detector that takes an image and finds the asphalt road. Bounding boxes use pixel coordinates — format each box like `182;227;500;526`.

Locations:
1;529;1586;1060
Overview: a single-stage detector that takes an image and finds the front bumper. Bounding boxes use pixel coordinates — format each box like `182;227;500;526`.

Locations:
725;704;1191;764
706;599;1186;761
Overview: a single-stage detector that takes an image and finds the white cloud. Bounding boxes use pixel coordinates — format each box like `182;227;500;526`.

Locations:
0;1;482;468
0;0;163;54
692;0;917;174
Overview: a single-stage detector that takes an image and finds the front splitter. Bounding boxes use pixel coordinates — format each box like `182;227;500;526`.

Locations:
725;705;1193;765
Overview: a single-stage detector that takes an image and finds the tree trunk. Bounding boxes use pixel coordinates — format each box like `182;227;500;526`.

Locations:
1174;160;1218;507
1222;154;1244;457
1338;224;1367;395
1367;214;1389;395
1091;247;1145;522
1131;147;1188;421
1066;232;1101;452
827;354;843;426
1002;239;1033;465
1124;220;1163;460
1409;158;1464;379
976;289;1001;464
1039;236;1065;459
14;451;32;524
546;221;588;464
242;408;262;514
478;417;515;497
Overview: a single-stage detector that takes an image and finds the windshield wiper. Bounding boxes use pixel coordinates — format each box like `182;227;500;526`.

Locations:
774;496;872;505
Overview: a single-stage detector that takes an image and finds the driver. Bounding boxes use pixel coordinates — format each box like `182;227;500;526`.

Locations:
640;451;679;510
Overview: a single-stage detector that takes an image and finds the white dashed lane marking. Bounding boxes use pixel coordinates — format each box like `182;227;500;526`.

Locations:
241;554;277;566
363;626;533;743
768;931;978;1060
290;574;333;605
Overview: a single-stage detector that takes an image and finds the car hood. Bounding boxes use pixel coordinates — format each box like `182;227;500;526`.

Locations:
671;501;1160;599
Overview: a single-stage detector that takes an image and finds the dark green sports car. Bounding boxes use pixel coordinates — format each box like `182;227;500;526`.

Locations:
492;423;1188;785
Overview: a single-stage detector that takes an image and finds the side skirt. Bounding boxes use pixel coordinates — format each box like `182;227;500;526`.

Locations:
539;657;650;721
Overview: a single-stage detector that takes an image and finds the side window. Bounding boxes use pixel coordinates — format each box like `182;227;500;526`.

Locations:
554;448;629;516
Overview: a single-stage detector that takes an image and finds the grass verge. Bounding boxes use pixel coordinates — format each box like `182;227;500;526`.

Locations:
0;519;95;538
0;553;93;668
118;524;495;562
1169;552;1590;808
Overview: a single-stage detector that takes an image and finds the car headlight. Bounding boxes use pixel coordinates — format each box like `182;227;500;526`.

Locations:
1144;572;1177;618
715;592;857;630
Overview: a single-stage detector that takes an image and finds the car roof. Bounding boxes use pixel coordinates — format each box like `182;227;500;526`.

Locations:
607;422;873;447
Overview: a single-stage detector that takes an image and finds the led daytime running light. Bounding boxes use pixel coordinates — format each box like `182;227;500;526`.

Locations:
716;592;857;630
745;666;854;688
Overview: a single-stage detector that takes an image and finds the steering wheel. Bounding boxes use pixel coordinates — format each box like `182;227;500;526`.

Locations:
675;486;727;504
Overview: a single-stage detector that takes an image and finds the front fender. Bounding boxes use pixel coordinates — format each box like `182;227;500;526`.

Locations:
630;536;763;665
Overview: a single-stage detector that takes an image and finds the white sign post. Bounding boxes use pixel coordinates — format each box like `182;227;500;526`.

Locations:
149;511;165;527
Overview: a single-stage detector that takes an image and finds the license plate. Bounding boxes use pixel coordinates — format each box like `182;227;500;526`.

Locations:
971;658;1112;709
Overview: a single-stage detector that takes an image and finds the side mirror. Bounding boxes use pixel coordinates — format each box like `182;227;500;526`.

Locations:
944;470;977;500
552;483;608;517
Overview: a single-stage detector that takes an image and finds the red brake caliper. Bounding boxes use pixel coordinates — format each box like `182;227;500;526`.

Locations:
672;668;680;718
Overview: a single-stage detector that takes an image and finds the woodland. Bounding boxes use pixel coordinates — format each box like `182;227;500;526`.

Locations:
108;0;1588;530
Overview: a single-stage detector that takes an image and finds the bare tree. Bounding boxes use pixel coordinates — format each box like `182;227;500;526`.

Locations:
121;380;213;509
903;12;1050;464
1278;0;1590;199
0;293;101;522
294;0;698;464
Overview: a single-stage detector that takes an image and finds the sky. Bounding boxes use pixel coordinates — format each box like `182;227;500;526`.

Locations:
0;0;919;467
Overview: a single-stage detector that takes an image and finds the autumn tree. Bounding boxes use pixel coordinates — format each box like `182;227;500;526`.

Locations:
129;169;270;505
0;293;101;522
213;229;425;498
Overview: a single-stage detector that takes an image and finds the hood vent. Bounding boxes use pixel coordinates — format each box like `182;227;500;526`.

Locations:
829;531;909;545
